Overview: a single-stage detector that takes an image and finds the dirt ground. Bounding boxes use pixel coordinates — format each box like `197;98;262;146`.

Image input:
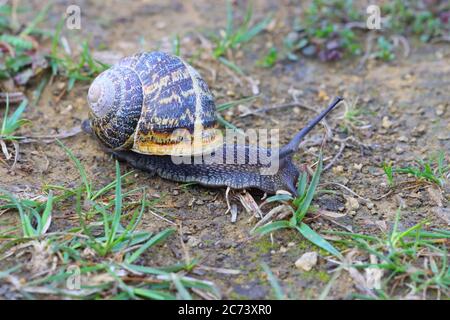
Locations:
0;0;449;299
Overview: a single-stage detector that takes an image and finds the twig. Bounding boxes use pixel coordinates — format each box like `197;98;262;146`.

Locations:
19;126;83;143
0;92;26;103
323;140;346;171
148;209;176;225
320;182;370;203
357;31;375;72
239;102;306;118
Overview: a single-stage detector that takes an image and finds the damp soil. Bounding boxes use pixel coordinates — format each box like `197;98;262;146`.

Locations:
0;0;449;299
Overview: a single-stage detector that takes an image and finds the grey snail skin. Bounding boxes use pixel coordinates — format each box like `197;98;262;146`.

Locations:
83;51;343;194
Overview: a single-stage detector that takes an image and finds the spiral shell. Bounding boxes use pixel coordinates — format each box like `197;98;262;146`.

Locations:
87;51;221;156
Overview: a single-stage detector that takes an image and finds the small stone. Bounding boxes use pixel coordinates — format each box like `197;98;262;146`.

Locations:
436;104;446;116
398;135;408;142
287;242;295;247
366;201;374;209
353;163;363;171
226;90;235;97
195;199;204;205
412;124;427;137
317;90;329;101
279;246;288;253
395;146;404;154
295;252;318;271
56;82;65;91
332;165;344;174
187;236;200;247
345;196;360;211
155;21;166;29
382;116;392;129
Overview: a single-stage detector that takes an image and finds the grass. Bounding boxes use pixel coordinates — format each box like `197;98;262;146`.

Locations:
0;96;29;141
274;0;450;64
0;142;219;299
208;0;272;73
0;2;108;93
253;154;342;258
49;18;109;90
326;209;450;299
215;95;258;133
256;47;278;68
0;190;53;238
261;262;285;299
382;152;449;187
0;95;29;163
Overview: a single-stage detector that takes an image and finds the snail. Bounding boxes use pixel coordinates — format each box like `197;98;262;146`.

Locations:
82;51;342;194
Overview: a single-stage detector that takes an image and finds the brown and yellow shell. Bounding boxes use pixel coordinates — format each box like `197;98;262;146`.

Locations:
87;51;222;156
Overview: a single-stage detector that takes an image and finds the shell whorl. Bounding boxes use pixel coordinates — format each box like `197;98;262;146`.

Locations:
87;63;143;149
87;51;221;155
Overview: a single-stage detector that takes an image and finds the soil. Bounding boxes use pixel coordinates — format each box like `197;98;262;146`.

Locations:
0;0;449;299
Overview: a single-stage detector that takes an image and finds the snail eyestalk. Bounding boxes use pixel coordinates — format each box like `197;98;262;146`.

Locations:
279;97;343;158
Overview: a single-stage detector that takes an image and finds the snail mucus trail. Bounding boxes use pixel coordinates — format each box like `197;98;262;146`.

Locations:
82;51;343;195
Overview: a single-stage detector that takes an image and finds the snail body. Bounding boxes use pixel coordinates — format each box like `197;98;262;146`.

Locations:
84;51;342;194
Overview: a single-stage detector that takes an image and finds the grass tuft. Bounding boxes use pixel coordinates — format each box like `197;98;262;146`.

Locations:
253;154;342;258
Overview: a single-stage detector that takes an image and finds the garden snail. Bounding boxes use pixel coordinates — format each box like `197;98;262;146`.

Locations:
82;51;342;194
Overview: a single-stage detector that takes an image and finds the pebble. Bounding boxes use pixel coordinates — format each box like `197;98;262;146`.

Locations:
398;135;408;142
395;146;404;154
436;104;446;116
279;246;288;253
332;165;344;174
412;124;427;137
295;252;318;271
345;196;360;211
226;90;235;97
353;163;363;171
56;81;65;91
187;236;200;247
382;116;393;129
155;21;166;29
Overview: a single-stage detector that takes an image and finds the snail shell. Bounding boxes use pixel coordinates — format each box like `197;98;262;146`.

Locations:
87;51;222;156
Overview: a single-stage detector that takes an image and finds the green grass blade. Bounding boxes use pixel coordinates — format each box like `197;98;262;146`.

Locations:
4;98;28;134
253;220;291;236
225;0;234;38
296;223;342;258
261;262;285;299
171;273;192;300
125;228;176;264
236;15;272;44
216;95;258;112
20;2;51;36
106;161;123;248
133;288;175;300
39;191;53;235
57;139;92;199
1;93;10;135
296;155;323;221
218;56;245;75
